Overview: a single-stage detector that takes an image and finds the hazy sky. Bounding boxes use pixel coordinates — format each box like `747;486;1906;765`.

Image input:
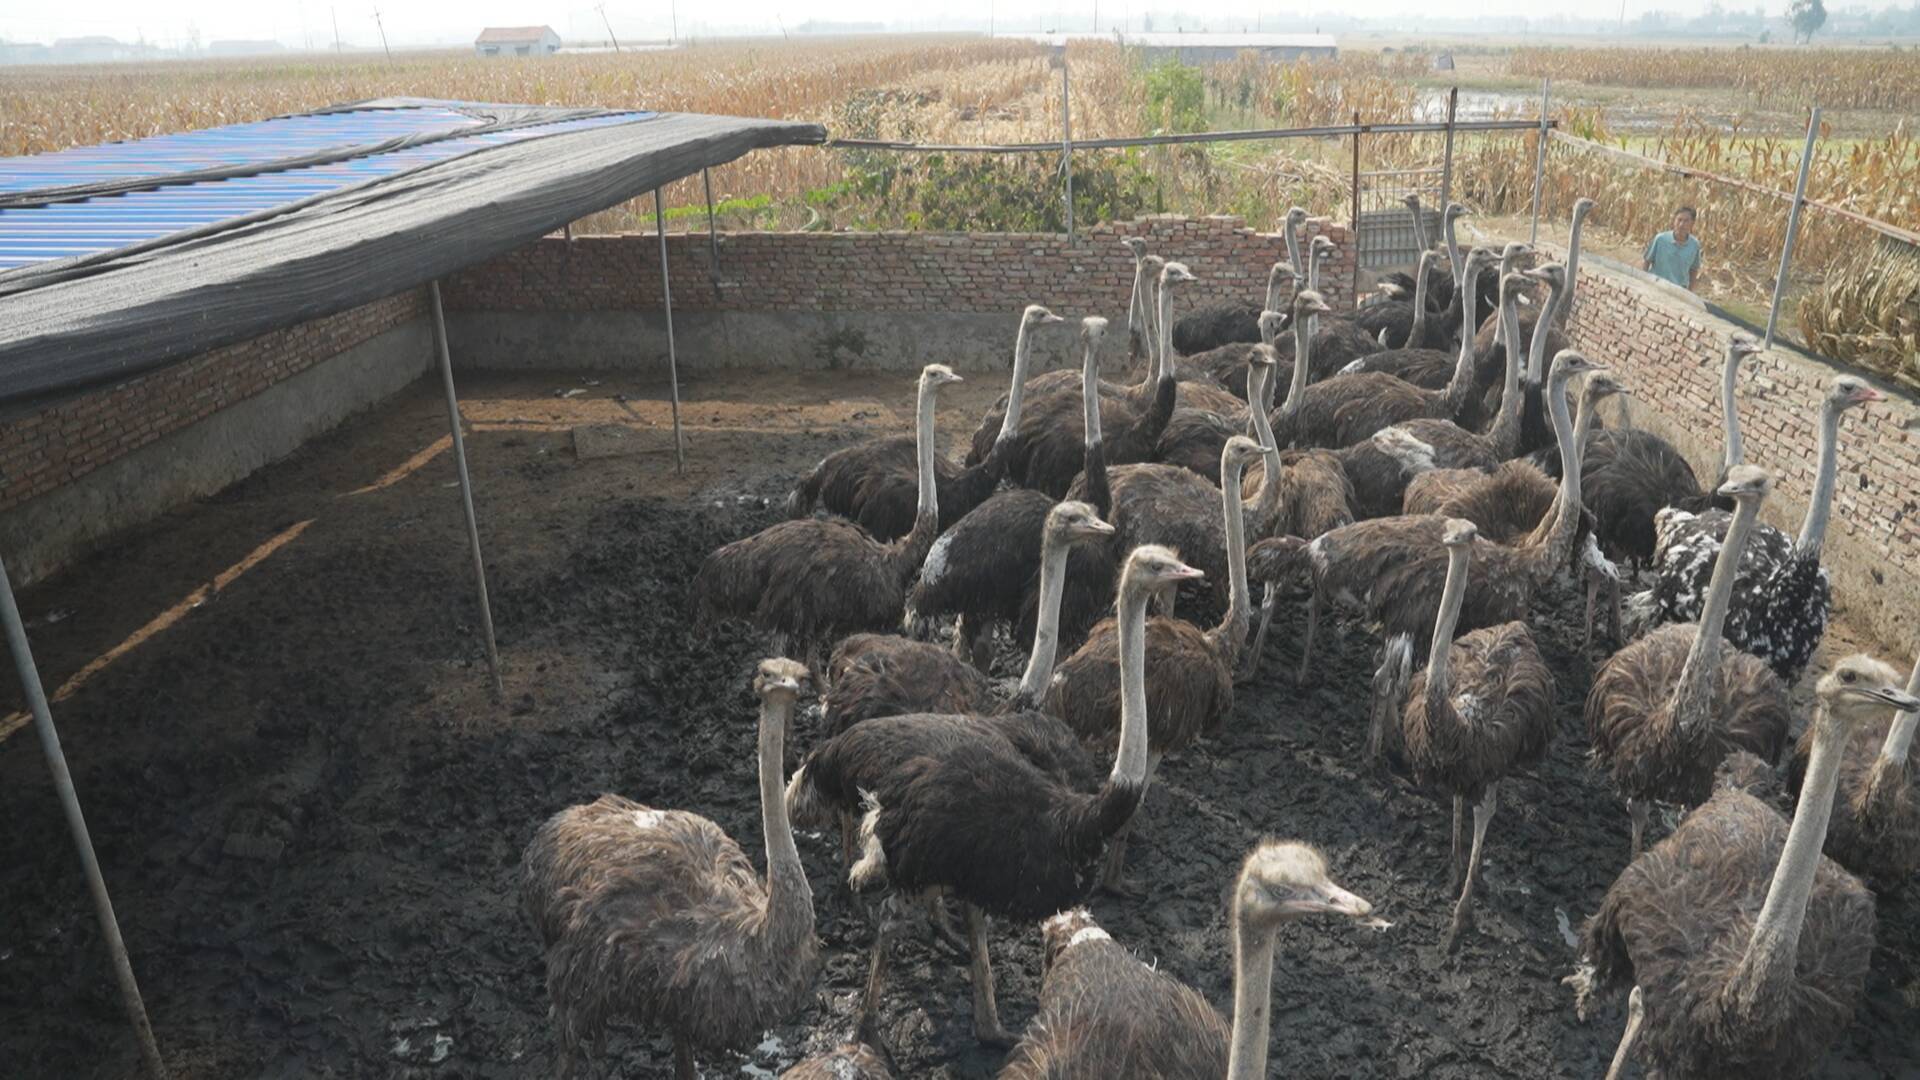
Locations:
0;0;1898;48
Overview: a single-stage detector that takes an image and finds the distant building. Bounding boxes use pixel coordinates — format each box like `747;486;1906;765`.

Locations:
208;40;286;57
474;26;561;57
50;36;136;63
0;39;51;64
1010;31;1337;63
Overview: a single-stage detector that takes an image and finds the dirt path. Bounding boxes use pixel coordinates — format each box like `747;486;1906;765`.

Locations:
0;366;1913;1079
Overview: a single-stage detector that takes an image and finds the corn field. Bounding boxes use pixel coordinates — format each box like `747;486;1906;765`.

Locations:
1511;45;1920;112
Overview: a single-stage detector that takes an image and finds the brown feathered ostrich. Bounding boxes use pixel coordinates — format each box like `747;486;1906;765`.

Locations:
694;365;962;665
1243;344;1356;542
1048;436;1266;890
1179;264;1295;399
786;305;1062;540
997;842;1380;1080
908;318;1119;664
1786;649;1920;888
781;1042;892;1080
1569;656;1918;1080
1333;247;1496;393
1269;248;1497;450
1356;250;1446;350
786;546;1196;1046
521;658;818;1080
1397;519;1556;952
1585;465;1793;858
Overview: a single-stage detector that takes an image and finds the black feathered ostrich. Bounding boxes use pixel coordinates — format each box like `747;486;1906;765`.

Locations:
1785;649;1920;889
785;545;1196;1046
1624;373;1883;684
998;842;1381;1080
521;658;818;1080
906;318;1120;664
1047;435;1267;890
1569;655;1917;1080
1586;466;1793;858
786;305;1062;539
1171;258;1293;356
693;364;962;666
1397;519;1555;952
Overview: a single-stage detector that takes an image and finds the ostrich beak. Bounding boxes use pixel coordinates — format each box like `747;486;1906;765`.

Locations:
1086;519;1117;537
1863;685;1920;712
1288;880;1379;922
1041;312;1067;325
1850;385;1885;405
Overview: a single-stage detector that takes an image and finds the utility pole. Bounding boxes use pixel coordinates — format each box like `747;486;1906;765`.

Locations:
669;0;678;44
372;8;390;61
331;6;342;52
596;3;621;51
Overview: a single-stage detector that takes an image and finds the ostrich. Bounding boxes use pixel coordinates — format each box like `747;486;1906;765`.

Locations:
1047;436;1266;889
521;658;818;1080
1569;655;1918;1080
826;499;1114;735
1243;345;1356;542
1586;465;1793;858
1556;196;1596;324
1625;374;1883;683
1280;205;1310;278
787;305;1063;540
1356;251;1448;350
786;545;1199;1045
694;365;961;664
1397;519;1556;952
997;842;1379;1080
1178;264;1295;398
1172;260;1292;356
1265;237;1385;380
1122;236;1150;362
1499;262;1577;458
909;318;1121;663
1066;453;1232;623
1786;650;1920;888
1336;248;1497;397
1436;202;1469;306
1269;249;1498;451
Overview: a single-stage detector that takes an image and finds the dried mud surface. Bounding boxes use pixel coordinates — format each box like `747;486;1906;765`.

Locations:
0;368;1914;1079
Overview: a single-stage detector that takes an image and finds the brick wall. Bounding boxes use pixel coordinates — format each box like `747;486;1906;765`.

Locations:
442;214;1356;317
1564;260;1920;650
0;290;427;518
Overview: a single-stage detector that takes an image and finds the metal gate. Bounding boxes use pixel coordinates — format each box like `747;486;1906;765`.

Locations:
1356;166;1443;270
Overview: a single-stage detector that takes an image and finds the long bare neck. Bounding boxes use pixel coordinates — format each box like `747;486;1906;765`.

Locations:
1721;345;1746;472
1282;315;1312;419
1442;288;1481;412
758;694;808;907
1156;279;1177;382
1112;577;1154;788
1525;279;1560;385
1264;265;1288;313
1210;457;1254;662
1425;545;1471;704
1444;215;1464;284
1482;312;1527;456
1672;495;1762;730
1796;401;1844;556
1225;913;1278;1080
994;323;1039;446
1127;263;1147;359
1729;702;1850;1016
1248;367;1285;518
1882;655;1920;767
1409;259;1431;344
1562;213;1587;321
1014;532;1073;704
1082;340;1111;514
888;380;942;580
1409;203;1431;252
1135;276;1162;393
1283;219;1305;279
1523;369;1583;568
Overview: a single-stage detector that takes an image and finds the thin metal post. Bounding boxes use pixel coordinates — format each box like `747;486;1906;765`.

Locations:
1529;77;1551;245
701;167;721;279
1766;106;1821;349
1350;111;1362;311
0;552;168;1079
1060;50;1075;241
1439;86;1458;212
428;282;504;700
655;189;687;472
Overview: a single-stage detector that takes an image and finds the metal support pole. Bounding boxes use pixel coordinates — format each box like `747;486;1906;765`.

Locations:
655;189;687;472
1350;111;1362;311
1766;106;1821;349
428;282;504;700
0;552;169;1079
1439;86;1458;213
1060;51;1075;241
1529;78;1551;246
701;167;721;280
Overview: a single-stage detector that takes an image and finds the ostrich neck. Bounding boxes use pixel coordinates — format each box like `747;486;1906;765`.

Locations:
1729;703;1849;1017
1523;368;1582;568
1562;212;1588;321
1283;220;1305;279
1264;264;1289;314
1524;278;1561;385
1210;457;1254;662
1493;252;1517;347
1482;304;1527;457
1015;533;1073;704
1795;403;1844;556
1224;917;1279;1080
1112;578;1154;788
1876;654;1920;769
1082;336;1112;516
888;380;942;582
1247;366;1285;519
1156;278;1177;383
1409;204;1431;253
1442;280;1482;412
1409;259;1431;343
994;321;1039;444
1281;314;1312;421
1721;345;1746;471
1443;215;1464;284
1425;544;1472;705
1672;495;1762;731
1127;261;1147;359
758;694;809;913
1134;275;1161;394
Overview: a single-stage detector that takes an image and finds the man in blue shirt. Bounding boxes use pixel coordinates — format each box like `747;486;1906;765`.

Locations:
1644;206;1702;291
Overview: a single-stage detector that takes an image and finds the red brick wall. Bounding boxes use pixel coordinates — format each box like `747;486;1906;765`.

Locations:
0;289;427;516
442;215;1356;316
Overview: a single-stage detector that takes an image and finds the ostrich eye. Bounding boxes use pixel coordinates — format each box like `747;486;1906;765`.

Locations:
1842;671;1857;683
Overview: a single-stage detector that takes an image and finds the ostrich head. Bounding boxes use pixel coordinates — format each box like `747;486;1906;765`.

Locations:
920;364;964;390
1523;261;1567;293
1401;193;1422;211
1160;261;1197;288
1501;271;1531;297
1816;654;1920;721
1501;241;1533;262
1585;371;1624;402
1441;518;1477;548
1285;206;1309;229
1444;202;1468;222
1293;289;1333;320
1716;463;1773;502
1730;332;1763;360
1023;304;1066;330
1249;342;1279;376
1080;315;1108;344
1828;374;1884;412
753;657;810;701
1418;249;1440;274
1121;236;1147;261
1222;434;1270;473
1257;310;1289;340
1233;841;1376;930
1572;196;1597;220
1045;499;1114;544
1121;545;1204;594
1547;349;1606;382
1311;236;1335;260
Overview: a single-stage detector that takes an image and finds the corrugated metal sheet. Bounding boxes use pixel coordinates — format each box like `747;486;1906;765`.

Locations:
0;103;654;269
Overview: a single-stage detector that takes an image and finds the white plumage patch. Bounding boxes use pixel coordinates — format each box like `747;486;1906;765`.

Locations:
1067;926;1112;948
919;532;955;586
630;809;667;831
784;763;825;826
848;790;889;892
1338;357;1367;375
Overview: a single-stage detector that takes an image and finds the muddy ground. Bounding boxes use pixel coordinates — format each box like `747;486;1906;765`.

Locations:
1;367;1914;1079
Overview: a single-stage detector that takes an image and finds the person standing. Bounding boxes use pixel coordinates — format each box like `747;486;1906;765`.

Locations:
1643;206;1702;292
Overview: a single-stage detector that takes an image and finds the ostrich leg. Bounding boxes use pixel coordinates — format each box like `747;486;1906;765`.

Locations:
673;1037;695;1080
1583;573;1603;654
1242;588;1280;682
1604;986;1647;1080
1628;798;1649;859
1297;590;1322;685
1443;783;1498;954
1450;795;1465;887
855;896;905;1044
965;903;1016;1048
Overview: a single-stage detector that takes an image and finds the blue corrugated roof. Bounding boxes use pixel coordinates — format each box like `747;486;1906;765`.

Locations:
0;102;654;270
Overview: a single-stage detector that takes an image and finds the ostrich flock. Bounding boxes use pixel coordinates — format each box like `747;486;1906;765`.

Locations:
519;197;1920;1080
